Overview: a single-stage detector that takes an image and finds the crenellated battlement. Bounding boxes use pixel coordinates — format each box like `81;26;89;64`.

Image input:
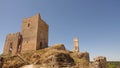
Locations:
6;32;21;38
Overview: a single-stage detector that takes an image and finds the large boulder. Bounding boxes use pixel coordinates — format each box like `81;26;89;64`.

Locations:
20;64;41;68
78;52;90;62
93;56;107;68
44;52;75;67
50;44;66;50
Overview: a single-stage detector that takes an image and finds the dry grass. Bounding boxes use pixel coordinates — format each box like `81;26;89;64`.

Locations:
2;46;90;68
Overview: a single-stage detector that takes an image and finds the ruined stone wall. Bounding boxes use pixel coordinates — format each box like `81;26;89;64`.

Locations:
36;18;48;50
3;32;21;55
21;13;48;52
21;14;38;52
93;56;107;68
3;13;49;55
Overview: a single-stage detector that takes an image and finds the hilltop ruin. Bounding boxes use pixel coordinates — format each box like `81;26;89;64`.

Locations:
3;14;48;55
1;13;107;68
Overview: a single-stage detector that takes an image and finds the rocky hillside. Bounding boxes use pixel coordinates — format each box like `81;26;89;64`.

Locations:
1;44;91;68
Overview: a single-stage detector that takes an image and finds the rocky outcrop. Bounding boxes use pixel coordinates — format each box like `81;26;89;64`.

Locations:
93;56;107;68
44;52;75;67
78;52;90;62
1;44;107;68
50;44;66;50
2;47;75;68
20;64;41;68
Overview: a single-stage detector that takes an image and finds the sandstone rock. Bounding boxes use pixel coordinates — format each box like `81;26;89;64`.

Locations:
50;44;66;50
44;52;74;67
78;52;90;62
20;64;41;68
93;56;106;68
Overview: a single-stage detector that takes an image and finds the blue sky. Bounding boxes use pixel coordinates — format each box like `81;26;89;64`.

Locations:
0;0;120;61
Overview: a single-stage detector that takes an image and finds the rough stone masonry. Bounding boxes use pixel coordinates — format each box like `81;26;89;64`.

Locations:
3;14;49;55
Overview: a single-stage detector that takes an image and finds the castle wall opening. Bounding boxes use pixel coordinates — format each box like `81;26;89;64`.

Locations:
9;42;13;54
28;23;30;27
39;42;42;49
17;45;21;52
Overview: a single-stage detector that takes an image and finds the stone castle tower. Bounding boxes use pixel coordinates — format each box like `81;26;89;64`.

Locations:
3;13;49;55
73;37;79;52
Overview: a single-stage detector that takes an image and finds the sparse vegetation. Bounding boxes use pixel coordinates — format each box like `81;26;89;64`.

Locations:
1;44;119;68
1;46;90;68
107;61;120;68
